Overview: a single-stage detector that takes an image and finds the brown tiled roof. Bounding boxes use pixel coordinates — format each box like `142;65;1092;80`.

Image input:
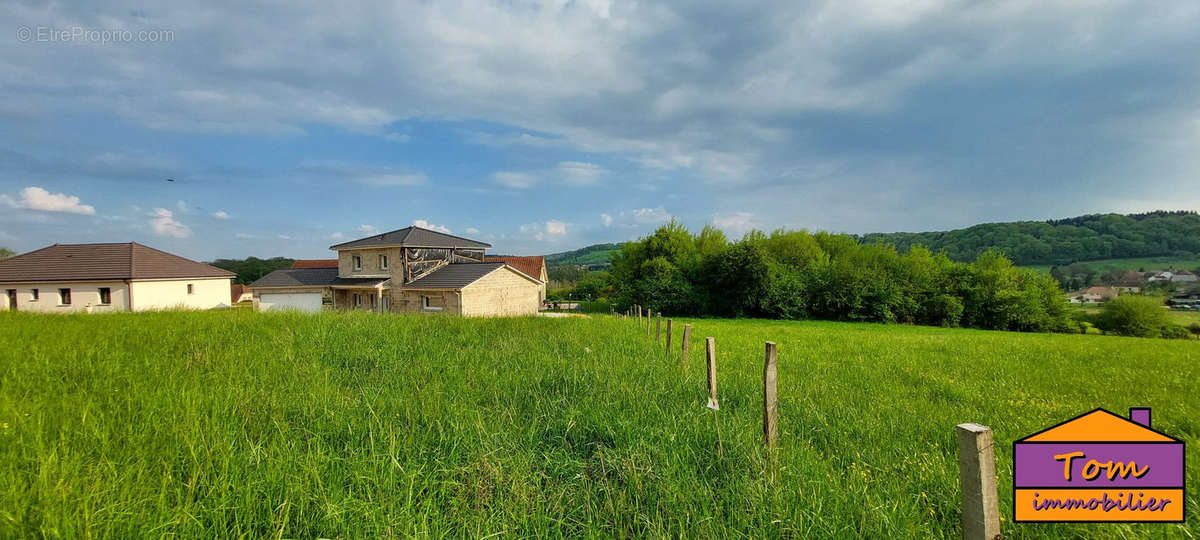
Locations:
485;256;545;281
292;259;339;269
231;283;252;303
330;226;491;250
0;243;235;283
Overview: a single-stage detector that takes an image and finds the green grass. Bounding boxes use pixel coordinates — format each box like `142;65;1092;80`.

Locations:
1077;303;1200;326
1;311;1197;538
1025;255;1200;273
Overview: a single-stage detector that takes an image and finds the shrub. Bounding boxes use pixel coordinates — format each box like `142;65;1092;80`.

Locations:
1189;322;1200;336
1094;295;1172;337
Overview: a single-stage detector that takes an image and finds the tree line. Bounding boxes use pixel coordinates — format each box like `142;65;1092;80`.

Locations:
858;211;1200;266
207;257;295;285
607;221;1073;333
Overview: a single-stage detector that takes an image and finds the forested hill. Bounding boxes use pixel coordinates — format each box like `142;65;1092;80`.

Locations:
545;243;623;268
857;211;1200;266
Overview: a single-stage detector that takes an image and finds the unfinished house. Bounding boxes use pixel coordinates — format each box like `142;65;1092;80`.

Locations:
250;226;543;316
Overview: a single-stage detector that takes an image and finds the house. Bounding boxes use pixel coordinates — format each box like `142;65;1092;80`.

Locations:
1013;408;1183;522
1170;270;1198;282
0;242;235;312
231;283;253;304
1148;271;1174;282
250;226;543;316
486;255;548;303
1071;286;1118;303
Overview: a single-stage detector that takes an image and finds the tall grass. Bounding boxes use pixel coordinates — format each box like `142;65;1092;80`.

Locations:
0;311;1196;538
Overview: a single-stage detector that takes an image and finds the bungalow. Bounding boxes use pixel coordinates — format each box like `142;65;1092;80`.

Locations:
251;226;543;316
0;242;235;312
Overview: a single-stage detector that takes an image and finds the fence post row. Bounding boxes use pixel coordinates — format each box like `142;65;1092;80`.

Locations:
763;341;778;449
955;423;1001;540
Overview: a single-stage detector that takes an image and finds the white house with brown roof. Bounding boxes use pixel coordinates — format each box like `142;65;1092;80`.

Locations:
0;243;235;313
251;226;543;316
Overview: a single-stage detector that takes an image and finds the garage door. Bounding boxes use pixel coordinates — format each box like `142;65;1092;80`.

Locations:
259;293;323;312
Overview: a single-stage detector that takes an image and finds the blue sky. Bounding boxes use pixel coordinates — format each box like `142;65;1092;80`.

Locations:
2;1;1199;260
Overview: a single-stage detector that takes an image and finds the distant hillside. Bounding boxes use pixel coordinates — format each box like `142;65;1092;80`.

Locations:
858;211;1200;266
208;256;295;285
545;243;623;268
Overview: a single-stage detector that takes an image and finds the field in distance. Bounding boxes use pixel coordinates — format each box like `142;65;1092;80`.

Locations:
1024;255;1200;274
0;311;1196;538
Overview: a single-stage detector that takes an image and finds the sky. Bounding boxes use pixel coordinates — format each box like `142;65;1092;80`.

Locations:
1;0;1199;260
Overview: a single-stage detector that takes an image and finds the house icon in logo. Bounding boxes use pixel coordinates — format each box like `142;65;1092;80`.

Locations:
1013;407;1184;522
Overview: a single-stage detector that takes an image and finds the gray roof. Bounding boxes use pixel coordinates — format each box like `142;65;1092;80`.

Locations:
404;262;509;289
250;268;338;288
330;226;491;251
0;242;234;283
251;268;393;288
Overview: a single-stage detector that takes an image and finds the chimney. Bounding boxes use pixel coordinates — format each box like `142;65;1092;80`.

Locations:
1129;407;1151;427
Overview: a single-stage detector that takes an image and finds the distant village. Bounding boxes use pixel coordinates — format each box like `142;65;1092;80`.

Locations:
1066;269;1199;309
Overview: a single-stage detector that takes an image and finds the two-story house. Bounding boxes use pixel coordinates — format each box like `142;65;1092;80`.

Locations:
250;226;543;316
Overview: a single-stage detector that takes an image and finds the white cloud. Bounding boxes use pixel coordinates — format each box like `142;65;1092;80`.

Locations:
383;133;411;143
631;207;671;224
710;211;758;236
277;234;292;240
412;219;452;233
149;208;191;238
600;213;614;227
329;232;345;240
521;220;569;242
212;210;230;219
491;171;538;189
557;161;607;186
0;194;16;208
15;187;96;215
358;224;377;235
465;227;480;234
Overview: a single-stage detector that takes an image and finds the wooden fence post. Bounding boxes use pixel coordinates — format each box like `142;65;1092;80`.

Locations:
646;310;651;336
705;337;718;410
956;423;1001;540
656;312;662;343
666;319;673;353
763;342;778;449
681;324;692;366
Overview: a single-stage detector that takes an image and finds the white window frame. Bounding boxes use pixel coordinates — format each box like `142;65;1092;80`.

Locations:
59;288;71;305
187;284;194;295
98;287;111;305
31;288;38;301
379;254;389;270
422;295;443;312
352;255;362;271
353;293;362;307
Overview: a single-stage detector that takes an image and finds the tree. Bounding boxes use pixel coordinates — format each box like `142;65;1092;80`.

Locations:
0;247;14;259
1094;295;1175;338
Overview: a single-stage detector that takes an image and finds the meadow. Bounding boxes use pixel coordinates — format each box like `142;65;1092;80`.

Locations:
0;311;1197;538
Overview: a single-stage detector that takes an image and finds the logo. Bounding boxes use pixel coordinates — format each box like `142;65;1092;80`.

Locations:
1013;407;1184;523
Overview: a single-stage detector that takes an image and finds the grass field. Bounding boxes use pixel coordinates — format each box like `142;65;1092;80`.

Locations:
1;311;1197;538
1075;303;1200;326
1025;255;1200;274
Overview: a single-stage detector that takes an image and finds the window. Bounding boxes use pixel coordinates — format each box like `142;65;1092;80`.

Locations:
98;287;111;305
370;294;377;309
379;254;389;270
352;255;362;271
59;288;71;305
353;293;362;307
187;284;194;295
422;295;443;311
31;289;38;301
